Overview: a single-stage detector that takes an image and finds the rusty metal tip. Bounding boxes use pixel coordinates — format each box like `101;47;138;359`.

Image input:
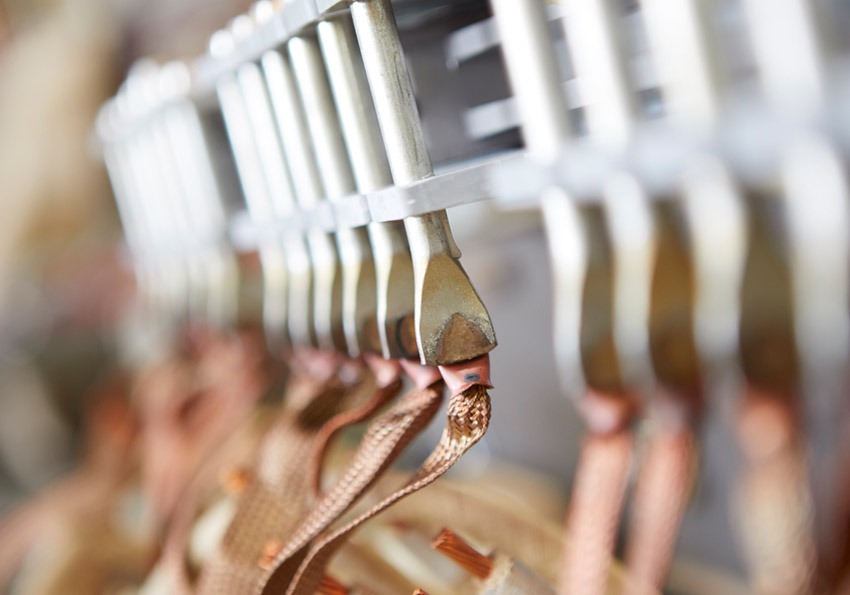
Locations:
434;313;497;364
414;253;496;366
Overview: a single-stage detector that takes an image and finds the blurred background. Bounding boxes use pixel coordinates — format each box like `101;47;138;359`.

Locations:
1;0;829;591
0;0;263;510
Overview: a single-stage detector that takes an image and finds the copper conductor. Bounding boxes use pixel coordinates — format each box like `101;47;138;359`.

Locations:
220;466;253;495
258;539;283;571
317;574;350;595
431;527;493;579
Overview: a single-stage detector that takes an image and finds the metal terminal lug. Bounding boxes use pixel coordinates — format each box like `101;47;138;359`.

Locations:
288;33;377;357
318;14;416;360
262;46;344;351
351;0;496;366
215;31;295;347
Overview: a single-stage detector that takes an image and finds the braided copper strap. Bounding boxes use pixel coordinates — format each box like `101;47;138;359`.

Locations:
160;407;273;595
0;381;138;591
139;332;268;529
161;374;401;595
194;356;387;595
251;381;445;594
256;385;490;595
307;357;404;500
558;390;637;595
625;424;696;595
0;478;89;590
623;387;700;594
282;386;490;595
735;386;816;595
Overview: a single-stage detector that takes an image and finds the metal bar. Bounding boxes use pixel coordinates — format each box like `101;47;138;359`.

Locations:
559;0;638;145
351;0;496;366
288;31;377;357
488;0;570;161
317;14;416;360
156;64;228;326
640;0;722;131
98;103;159;310
149;109;209;323
212;28;293;345
559;0;655;388
641;0;746;371
490;0;583;393
741;0;825;114
165;95;240;329
261;41;343;351
124;68;189;319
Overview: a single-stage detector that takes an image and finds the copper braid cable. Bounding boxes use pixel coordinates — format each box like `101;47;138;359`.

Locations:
157;366;343;595
0;382;139;591
160;407;273;595
558;429;634;595
283;383;491;595
0;503;40;589
558;390;637;595
139;333;268;531
0;476;98;590
255;380;492;595
163;357;401;594
735;386;816;595
306;363;404;501
625;424;696;595
253;381;446;594
431;527;495;579
432;528;558;594
194;359;378;595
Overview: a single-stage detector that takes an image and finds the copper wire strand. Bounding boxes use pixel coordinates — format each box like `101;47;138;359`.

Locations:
736;390;817;595
431;527;494;580
558;429;634;595
625;427;696;595
317;574;350;595
262;383;492;595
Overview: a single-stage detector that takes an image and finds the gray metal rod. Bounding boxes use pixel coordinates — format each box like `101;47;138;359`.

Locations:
558;0;655;389
110;91;173;313
165;93;239;328
317;14;417;360
741;0;825;114
640;0;746;371
215;50;293;344
287;35;356;200
288;33;378;357
231;61;305;344
151;114;210;323
559;0;638;145
124;71;190;319
489;0;572;161
640;0;722;131
262;43;344;351
99;108;159;310
489;0;586;395
351;0;496;366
